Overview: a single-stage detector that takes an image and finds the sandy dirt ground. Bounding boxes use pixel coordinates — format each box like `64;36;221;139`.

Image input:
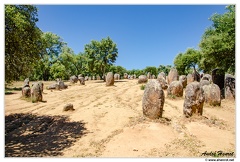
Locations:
5;79;236;158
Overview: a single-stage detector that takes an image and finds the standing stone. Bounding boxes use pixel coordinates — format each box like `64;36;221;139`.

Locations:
187;73;194;85
183;82;205;118
78;76;85;85
38;81;44;93
97;75;101;80
114;73;120;80
106;72;114;86
142;80;165;119
212;68;225;98
225;74;235;100
167;68;178;85
22;78;30;97
167;81;183;97
147;72;151;79
133;74;136;79
31;82;43;102
85;76;89;81
138;75;148;84
92;76;96;80
58;80;68;89
22;87;31;98
159;72;166;80
124;73;128;79
179;75;187;88
157;75;168;90
88;76;92;81
152;75;156;79
199;80;210;87
201;74;212;83
202;84;221;106
23;78;29;87
70;75;78;83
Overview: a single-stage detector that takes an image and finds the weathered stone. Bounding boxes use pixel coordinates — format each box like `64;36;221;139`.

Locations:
70;75;78;83
133;74;136;79
167;81;183;97
147;72;151;79
31;82;43;102
106;72;114;86
124;73;128;79
38;81;44;93
47;83;60;90
142;80;165;119
225;74;235;100
138;75;148;84
159;72;166;80
59;81;68;89
97;75;101;80
92;76;95;80
179;75;187;88
22;86;31;98
63;103;74;111
78;74;83;78
152;75;156;79
167;68;178;85
202;84;221;106
183;82;205;117
129;75;134;80
187;73;194;85
78;76;85;85
114;73;120;80
201;74;212;83
199;80;210;87
212;68;225;98
85;76;88;81
157;75;168;90
23;78;29;87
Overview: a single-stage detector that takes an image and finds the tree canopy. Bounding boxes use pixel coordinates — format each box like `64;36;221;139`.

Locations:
174;48;201;75
199;5;235;74
5;5;43;82
84;37;118;77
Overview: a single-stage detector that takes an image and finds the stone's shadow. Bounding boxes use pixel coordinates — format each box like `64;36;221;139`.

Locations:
5;113;88;157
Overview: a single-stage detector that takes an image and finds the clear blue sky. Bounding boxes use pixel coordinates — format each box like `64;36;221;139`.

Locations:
36;5;227;70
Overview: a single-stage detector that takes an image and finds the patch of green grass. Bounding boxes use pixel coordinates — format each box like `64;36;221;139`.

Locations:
168;94;176;99
140;84;146;90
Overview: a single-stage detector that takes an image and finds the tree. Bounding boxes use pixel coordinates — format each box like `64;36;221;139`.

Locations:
158;65;172;75
143;66;157;76
109;65;127;77
174;48;201;75
84;37;118;77
199;5;235;74
34;32;65;80
5;5;43;82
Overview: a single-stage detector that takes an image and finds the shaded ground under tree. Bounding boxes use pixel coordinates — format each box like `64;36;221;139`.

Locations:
5;113;88;157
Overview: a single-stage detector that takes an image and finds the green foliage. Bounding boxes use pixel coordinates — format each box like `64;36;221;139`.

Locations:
84;36;118;77
143;66;158;76
50;61;68;80
140;84;145;90
174;48;201;75
31;32;66;81
5;5;43;83
109;65;127;77
199;5;235;74
127;69;143;78
158;65;172;75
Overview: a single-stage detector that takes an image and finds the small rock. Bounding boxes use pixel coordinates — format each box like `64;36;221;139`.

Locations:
63;103;74;111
